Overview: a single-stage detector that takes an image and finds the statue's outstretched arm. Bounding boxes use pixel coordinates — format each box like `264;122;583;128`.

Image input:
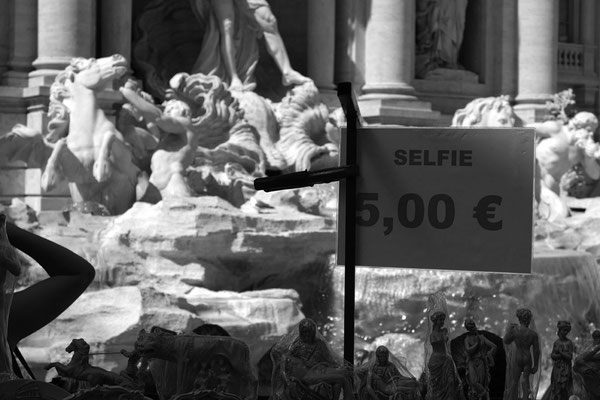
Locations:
6;223;95;346
120;86;163;124
121;86;188;135
526;121;562;141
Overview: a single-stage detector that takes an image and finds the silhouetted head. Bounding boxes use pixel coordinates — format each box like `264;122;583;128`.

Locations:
430;311;446;327
298;318;317;344
193;323;231;337
516;308;533;327
464;318;477;333
65;338;90;355
375;346;390;364
592;330;600;344
557;321;571;338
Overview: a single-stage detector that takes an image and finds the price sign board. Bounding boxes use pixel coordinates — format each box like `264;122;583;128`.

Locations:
338;127;535;273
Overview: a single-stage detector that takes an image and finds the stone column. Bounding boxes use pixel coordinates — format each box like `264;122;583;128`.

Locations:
581;0;595;44
29;0;96;87
307;0;336;91
362;0;415;98
358;0;439;125
334;0;357;85
100;0;132;61
514;0;558;123
579;0;596;105
2;0;37;87
0;0;10;79
499;0;518;97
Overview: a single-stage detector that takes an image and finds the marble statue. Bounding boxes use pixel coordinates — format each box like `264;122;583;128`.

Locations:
451;96;516;128
530;111;600;196
425;310;465;400
450;95;576;221
503;308;540;400
422;293;465;400
1;51;337;213
272;82;339;171
122;71;265;204
542;321;574;400
462;319;497;400
359;346;420;400
415;0;469;78
43;55;141;215
271;318;356;400
120;76;208;198
121;70;338;206
191;0;311;92
134;328;258;400
451;323;506;400
573;330;600;399
0;55;141;215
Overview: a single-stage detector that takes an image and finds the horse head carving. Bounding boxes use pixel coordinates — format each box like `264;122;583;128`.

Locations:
38;54;142;215
64;54;129;91
65;338;91;355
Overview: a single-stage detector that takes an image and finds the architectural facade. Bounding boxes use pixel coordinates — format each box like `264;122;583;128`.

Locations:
0;0;598;210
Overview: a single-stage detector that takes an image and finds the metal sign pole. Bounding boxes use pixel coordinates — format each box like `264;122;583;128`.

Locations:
337;82;359;364
254;82;361;365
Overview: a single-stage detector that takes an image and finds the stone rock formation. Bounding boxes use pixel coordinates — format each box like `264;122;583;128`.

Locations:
14;196;336;382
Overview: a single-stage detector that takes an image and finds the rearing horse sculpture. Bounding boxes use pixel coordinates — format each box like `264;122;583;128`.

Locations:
45;338;127;388
41;54;140;215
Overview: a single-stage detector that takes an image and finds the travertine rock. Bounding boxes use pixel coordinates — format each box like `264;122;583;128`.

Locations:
20;285;304;379
16;196;331;378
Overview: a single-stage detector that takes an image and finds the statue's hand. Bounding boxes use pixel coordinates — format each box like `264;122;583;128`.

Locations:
583;140;599;158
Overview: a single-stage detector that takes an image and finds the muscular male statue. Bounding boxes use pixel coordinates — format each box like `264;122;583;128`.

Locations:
193;0;311;91
503;308;540;400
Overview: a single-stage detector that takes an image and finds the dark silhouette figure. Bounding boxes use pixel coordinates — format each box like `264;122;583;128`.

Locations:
5;221;95;350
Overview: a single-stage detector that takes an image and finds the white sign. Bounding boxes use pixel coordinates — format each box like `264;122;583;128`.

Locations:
338;127;535;273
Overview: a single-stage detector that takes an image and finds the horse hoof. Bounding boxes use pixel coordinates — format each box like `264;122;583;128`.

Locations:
93;160;111;182
41;172;55;192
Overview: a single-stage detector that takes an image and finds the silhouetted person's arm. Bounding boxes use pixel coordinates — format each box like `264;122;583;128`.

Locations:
6;222;95;346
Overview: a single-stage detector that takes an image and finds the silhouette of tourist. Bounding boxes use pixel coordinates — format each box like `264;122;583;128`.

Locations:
1;217;95;380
